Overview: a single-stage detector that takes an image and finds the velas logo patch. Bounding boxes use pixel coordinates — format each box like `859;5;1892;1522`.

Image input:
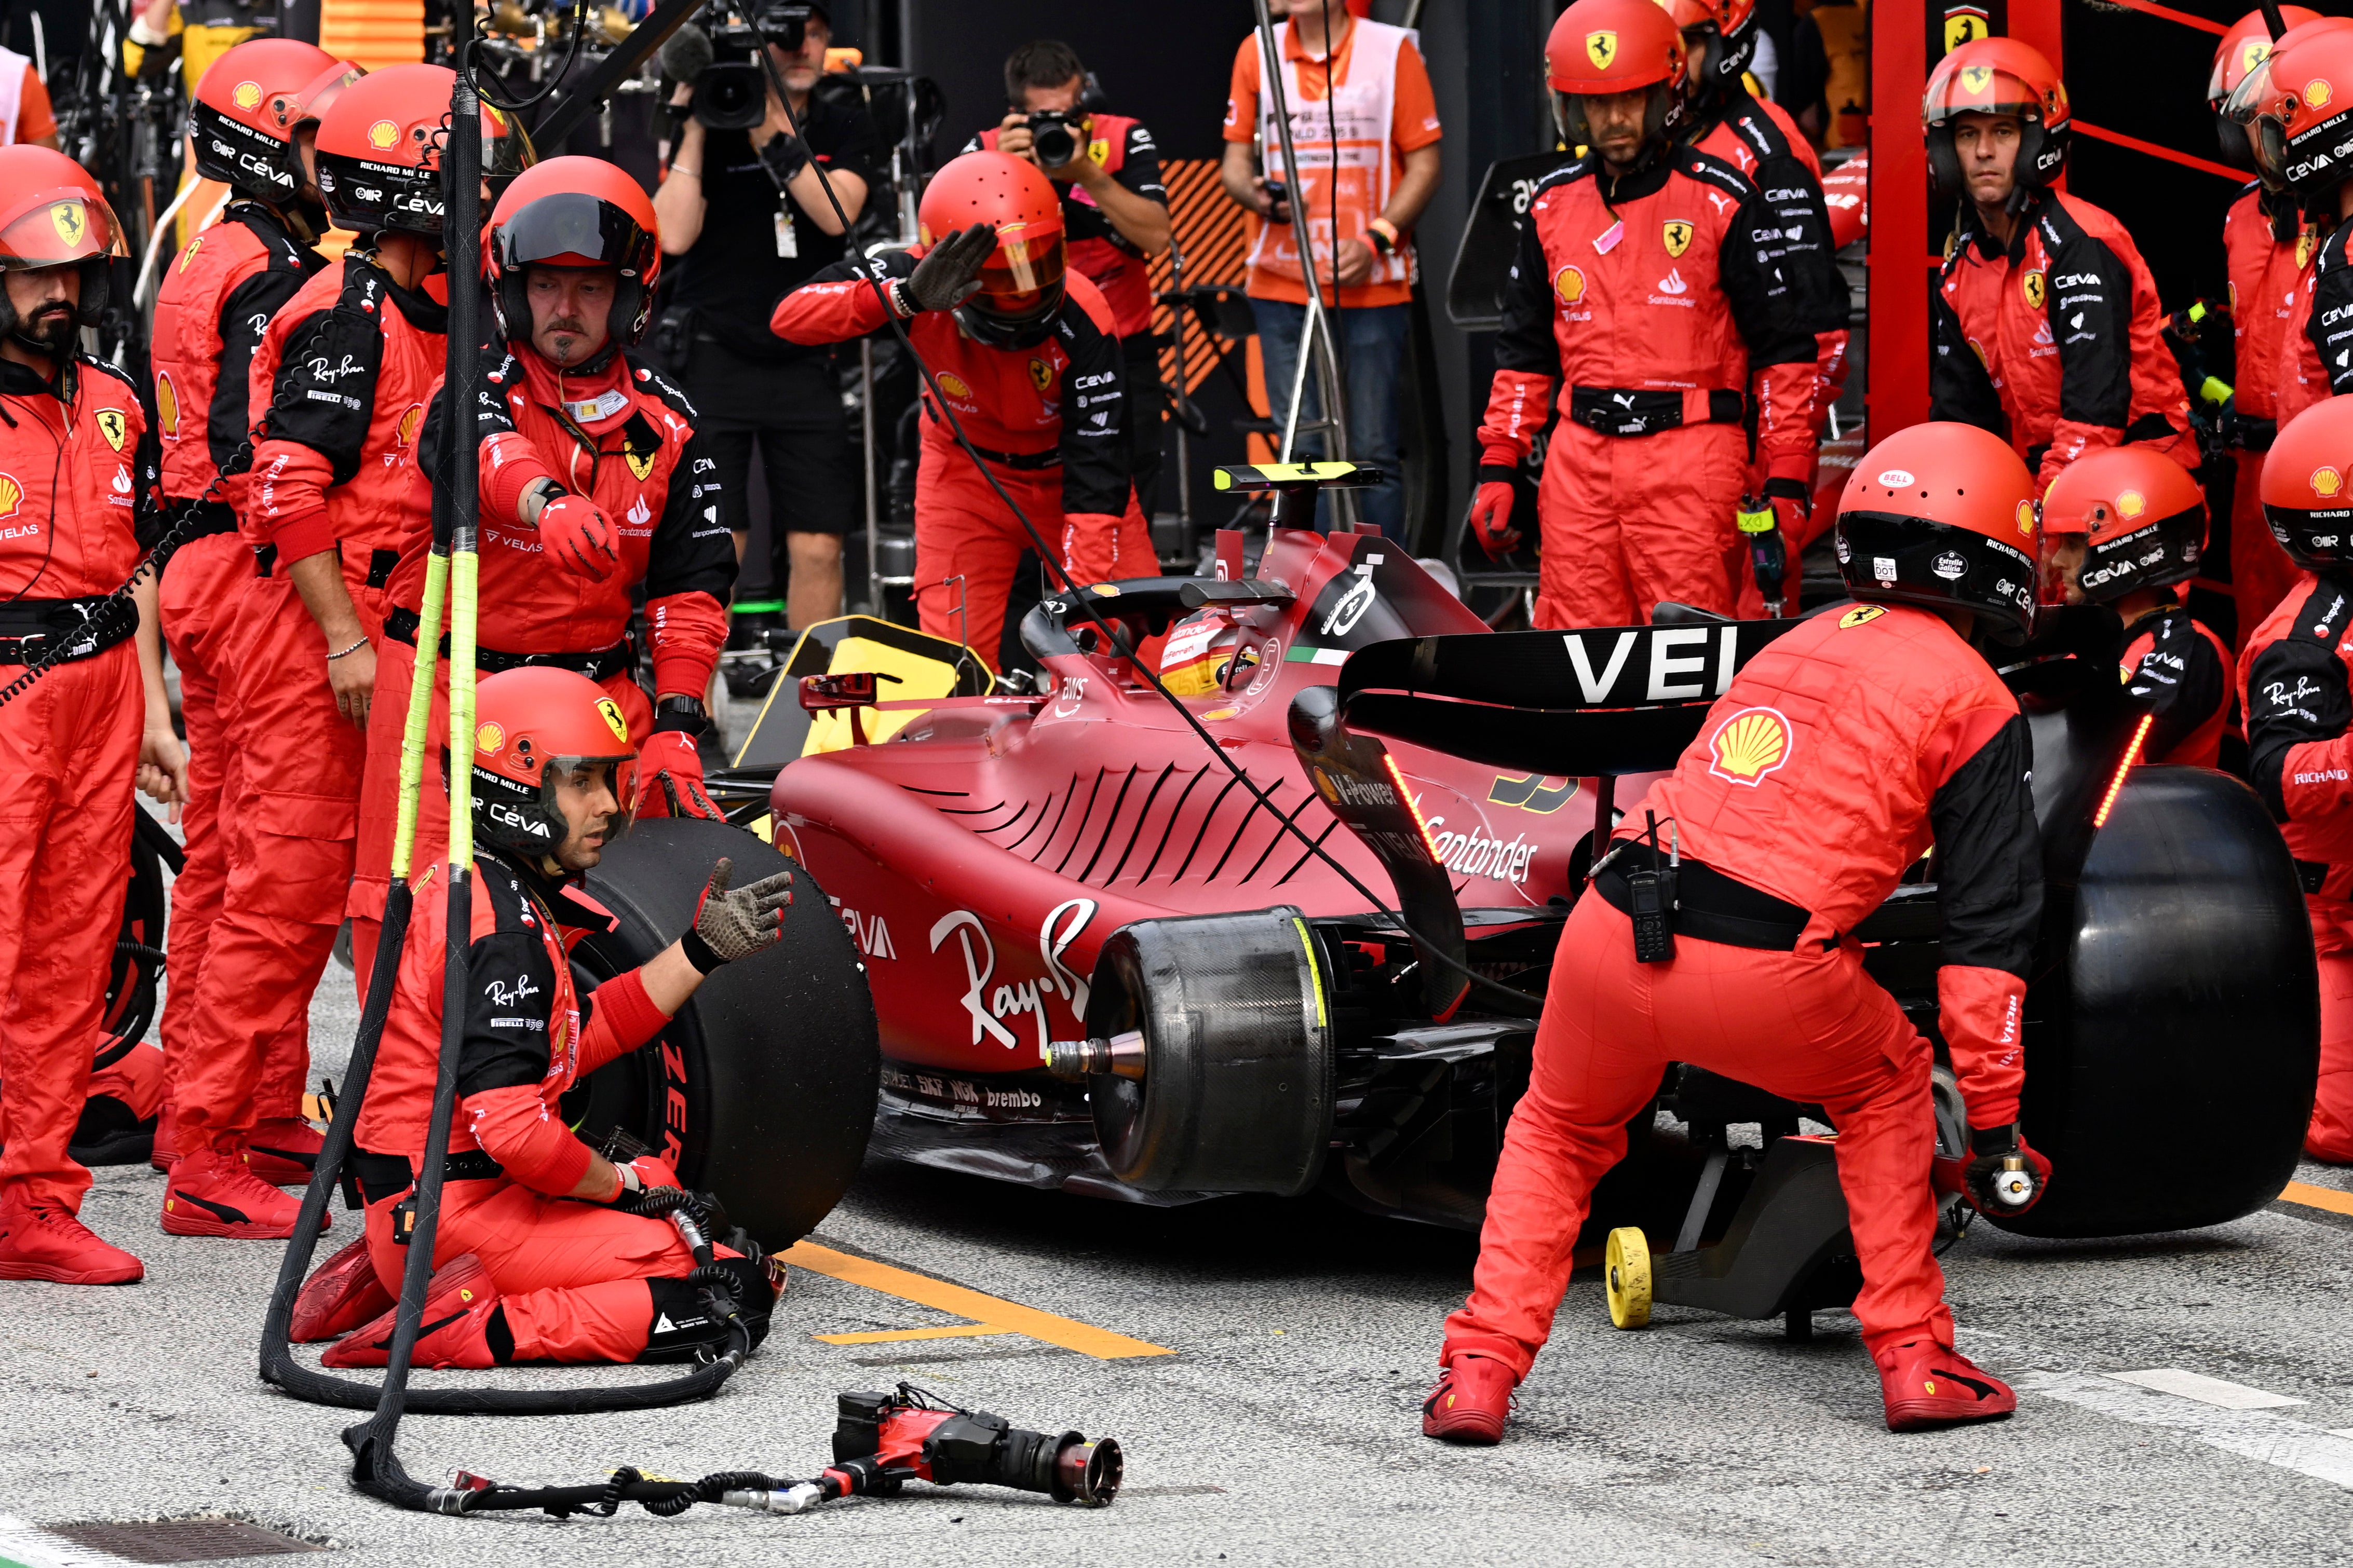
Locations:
2315;466;2344;499
1708;707;1794;786
368;118;400;151
232;79;263;111
2116;488;2145;519
1586;29;1617;69
1553;265;1586;304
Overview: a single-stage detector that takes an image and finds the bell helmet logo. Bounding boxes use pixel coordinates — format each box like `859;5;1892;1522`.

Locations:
2309;78;2335;110
2116;488;2146;519
596;697;630;745
1707;706;1794;787
1554;265;1586;304
368;118;401;151
2315;466;2345;499
1932;551;1968;580
232;79;263;111
1876;468;1915;487
1586;30;1617;69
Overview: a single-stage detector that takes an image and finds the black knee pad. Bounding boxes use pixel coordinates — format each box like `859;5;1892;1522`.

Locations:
641;1257;775;1364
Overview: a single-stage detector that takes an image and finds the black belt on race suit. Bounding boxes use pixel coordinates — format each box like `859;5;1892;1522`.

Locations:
341;1146;505;1210
1566;386;1748;439
253;543;401;590
0;595;139;666
161;497;240;541
1593;841;1822;952
383;604;635;681
919;404;1062;470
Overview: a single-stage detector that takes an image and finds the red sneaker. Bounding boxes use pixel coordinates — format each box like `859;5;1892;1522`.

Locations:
323;1255;506;1369
1422;1353;1517;1444
291;1235;396;1342
1876;1340;2018;1432
160;1147;318;1239
246;1117;323;1188
148;1102;181;1172
0;1192;144;1284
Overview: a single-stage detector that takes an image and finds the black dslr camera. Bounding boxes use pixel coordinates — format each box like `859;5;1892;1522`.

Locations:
677;3;814;131
1025;109;1086;170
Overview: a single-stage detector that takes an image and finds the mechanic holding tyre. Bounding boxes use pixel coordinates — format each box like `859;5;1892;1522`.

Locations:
1466;0;1840;629
162;66;518;1244
771;148;1152;671
1428;422;2051;1442
295;667;793;1367
2241;395;2353;1165
345;155;736;991
146;38;357;1182
0;148;187;1287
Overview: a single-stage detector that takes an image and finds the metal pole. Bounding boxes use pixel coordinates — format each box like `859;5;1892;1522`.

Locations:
861;338;878;612
1167;237;1193;560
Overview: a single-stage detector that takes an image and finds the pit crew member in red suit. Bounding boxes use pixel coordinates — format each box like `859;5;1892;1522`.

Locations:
0;149;187;1286
2240;396;2353;1163
162;65;521;1242
146;38;356;1180
1465;0;1837;629
346;156;735;989
1927;39;2195;494
770;149;1151;671
1427;421;2050;1443
323;667;792;1367
2040;447;2229;770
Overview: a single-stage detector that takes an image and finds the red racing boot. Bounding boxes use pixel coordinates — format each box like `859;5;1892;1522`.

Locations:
290;1235;397;1342
1876;1340;2018;1431
148;1102;181;1171
1423;1353;1518;1444
323;1255;507;1369
160;1147;316;1239
0;1192;145;1284
246;1117;323;1187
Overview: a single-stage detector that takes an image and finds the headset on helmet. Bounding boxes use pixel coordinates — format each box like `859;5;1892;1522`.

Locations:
1833;422;2041;640
188;39;352;203
1662;0;1760;100
463;666;639;861
2037;447;2206;608
2222;19;2353;198
2209;8;2319;169
314;63;530;238
916;150;1066;350
1923;38;2071;209
1546;0;1690;159
2261;396;2353;571
486;156;661;349
0;147;128;339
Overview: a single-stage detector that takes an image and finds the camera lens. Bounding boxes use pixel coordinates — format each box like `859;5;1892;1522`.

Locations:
695;61;768;130
1031;117;1077;169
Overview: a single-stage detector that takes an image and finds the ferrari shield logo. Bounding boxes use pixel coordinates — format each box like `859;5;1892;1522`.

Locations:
2242;38;2274;76
2022;270;2046;310
1944;7;1989;53
1662;220;1693;258
626;447;655;481
49;201;86;249
94;408;127;451
1586;30;1617;69
2300;230;2321;269
1028;358;1052;392
1959;64;1994;96
595;697;630;745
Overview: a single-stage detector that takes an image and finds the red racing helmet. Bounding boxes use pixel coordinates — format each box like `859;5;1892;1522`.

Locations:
314;64;530;237
487;155;661;348
0;146;128;333
1546;0;1690;153
917;149;1066;349
2038;447;2206;606
188;38;350;201
2261;396;2353;570
1661;0;1760;99
2223;19;2353;197
2212;9;2320;167
465;666;638;860
1834;422;2040;639
1923;38;2071;205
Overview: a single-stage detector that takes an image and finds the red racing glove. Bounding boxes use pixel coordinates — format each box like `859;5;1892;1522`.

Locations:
634;728;722;821
536;493;624;583
1469;469;1521;559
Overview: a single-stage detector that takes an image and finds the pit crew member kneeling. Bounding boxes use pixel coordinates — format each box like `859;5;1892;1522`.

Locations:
1427;421;2051;1442
771;149;1150;671
2242;395;2353;1164
319;668;793;1368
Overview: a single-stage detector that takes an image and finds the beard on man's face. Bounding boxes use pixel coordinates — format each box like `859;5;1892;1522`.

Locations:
15;299;77;350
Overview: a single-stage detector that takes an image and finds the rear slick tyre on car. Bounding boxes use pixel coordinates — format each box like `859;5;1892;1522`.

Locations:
569;816;880;1249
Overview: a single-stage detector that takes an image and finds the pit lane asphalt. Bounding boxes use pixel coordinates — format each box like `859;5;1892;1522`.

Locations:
7;817;2351;1566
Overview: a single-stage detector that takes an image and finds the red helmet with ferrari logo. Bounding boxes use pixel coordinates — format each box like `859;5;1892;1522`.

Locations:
917;149;1066;349
1661;0;1760;98
1546;0;1691;154
2223;17;2353;196
1834;422;2040;640
0;146;127;333
465;666;638;860
1923;37;2071;203
486;155;661;348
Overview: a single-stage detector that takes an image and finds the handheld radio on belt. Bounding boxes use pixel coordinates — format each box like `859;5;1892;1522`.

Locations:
1625;811;1679;964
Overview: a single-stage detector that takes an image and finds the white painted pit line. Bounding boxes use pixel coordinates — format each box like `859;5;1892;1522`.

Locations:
2021;1373;2353;1491
2104;1368;2308;1410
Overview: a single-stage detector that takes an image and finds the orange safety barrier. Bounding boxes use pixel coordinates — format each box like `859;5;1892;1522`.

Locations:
321;0;425;71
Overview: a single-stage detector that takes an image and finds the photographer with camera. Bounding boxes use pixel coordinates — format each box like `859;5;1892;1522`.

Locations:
653;0;874;637
967;41;1170;521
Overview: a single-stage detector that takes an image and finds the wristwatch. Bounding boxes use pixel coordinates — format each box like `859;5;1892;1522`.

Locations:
654;694;711;736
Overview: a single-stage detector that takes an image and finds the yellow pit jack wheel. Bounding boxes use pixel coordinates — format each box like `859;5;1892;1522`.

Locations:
1604;1226;1653;1329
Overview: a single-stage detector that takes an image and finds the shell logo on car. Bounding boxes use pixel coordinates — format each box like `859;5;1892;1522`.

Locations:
1707;706;1794;787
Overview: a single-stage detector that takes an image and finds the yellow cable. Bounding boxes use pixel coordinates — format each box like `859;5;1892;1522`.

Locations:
388;549;448;883
447;549;480;868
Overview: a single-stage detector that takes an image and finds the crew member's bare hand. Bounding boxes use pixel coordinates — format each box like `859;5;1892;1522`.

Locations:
328;642;377;730
997;110;1035;163
1331;236;1375;288
137;720;188;821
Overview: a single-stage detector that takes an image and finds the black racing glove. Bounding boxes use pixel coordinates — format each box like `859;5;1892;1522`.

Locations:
1963;1124;2051;1216
903;223;998;314
679;857;794;974
758;132;812;189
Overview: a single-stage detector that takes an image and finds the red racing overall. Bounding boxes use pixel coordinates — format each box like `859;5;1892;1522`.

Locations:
1477;145;1832;629
344;342;733;983
148;202;323;1156
2242;574;2353;1160
1931;193;2196;493
2223;184;2313;636
772;260;1151;667
347;852;756;1363
0;356;159;1212
1444;602;2041;1374
172;253;446;1165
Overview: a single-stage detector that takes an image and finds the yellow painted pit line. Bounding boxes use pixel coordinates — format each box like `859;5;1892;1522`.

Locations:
2278;1180;2353;1218
814;1324;1017;1346
782;1240;1174;1359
